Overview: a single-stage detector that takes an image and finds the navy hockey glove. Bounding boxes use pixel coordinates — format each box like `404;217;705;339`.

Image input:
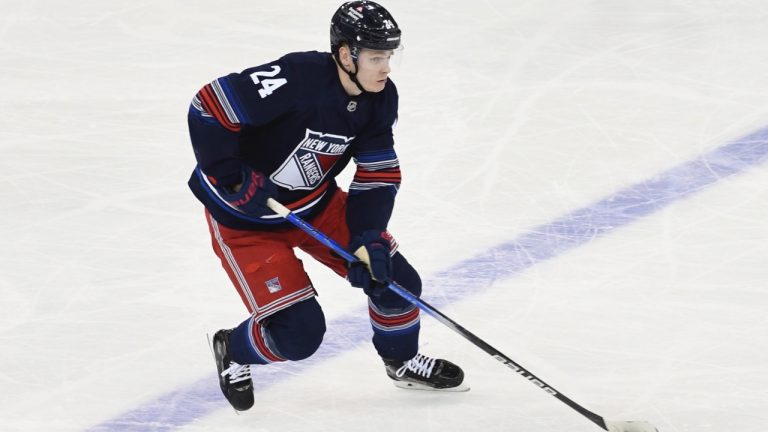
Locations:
348;230;392;297
216;167;277;217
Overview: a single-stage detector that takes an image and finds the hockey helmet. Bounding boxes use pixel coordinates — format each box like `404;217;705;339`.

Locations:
330;1;401;55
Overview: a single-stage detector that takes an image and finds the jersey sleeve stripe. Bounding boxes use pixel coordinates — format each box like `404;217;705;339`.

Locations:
354;149;397;162
349;182;401;193
196;83;242;132
350;149;401;193
190;95;213;118
353;169;402;181
356;160;399;170
211;78;249;125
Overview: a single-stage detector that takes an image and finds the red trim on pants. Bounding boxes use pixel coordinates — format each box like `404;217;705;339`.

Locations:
205;189;351;322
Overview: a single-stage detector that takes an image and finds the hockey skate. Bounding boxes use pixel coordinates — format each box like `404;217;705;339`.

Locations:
384;353;469;392
211;329;254;411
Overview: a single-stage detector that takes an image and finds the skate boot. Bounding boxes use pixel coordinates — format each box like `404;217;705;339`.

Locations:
384;353;469;392
212;329;254;411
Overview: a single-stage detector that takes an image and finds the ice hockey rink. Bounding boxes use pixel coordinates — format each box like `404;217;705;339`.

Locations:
2;0;768;431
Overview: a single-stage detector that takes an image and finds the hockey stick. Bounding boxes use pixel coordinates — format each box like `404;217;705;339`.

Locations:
266;198;658;432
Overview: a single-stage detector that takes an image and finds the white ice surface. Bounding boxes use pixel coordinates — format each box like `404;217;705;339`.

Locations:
1;1;768;431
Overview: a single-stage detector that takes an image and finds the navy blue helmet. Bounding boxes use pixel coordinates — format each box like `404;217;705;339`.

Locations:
330;1;401;55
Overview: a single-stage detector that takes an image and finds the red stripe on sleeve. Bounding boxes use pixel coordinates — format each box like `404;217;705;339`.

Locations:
197;85;242;132
353;168;402;183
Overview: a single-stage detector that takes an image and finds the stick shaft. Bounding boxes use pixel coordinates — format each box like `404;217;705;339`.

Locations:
266;198;609;430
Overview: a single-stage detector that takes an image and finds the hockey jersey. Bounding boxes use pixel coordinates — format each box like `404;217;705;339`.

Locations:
187;51;401;237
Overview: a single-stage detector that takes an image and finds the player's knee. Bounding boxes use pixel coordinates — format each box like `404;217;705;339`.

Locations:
268;297;326;361
393;254;421;297
373;254;422;310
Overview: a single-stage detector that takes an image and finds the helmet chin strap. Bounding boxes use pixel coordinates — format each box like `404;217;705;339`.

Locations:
334;50;368;95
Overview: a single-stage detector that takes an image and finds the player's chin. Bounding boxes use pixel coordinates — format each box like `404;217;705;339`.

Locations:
369;78;388;92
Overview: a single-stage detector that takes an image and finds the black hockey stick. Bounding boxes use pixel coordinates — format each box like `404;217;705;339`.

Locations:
266;198;658;432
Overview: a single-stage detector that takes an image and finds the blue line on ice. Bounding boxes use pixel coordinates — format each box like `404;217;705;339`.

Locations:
86;127;768;431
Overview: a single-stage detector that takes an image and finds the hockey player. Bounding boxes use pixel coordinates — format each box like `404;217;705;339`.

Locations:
187;1;466;411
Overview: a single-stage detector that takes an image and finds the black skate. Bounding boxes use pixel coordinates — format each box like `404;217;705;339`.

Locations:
384;353;469;392
211;329;254;411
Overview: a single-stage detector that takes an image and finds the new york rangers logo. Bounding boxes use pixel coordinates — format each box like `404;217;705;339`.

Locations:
265;277;282;294
271;129;354;190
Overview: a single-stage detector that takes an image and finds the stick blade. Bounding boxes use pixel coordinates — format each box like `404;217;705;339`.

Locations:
605;420;659;432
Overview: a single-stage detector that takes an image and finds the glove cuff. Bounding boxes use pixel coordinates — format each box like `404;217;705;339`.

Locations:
350;229;392;251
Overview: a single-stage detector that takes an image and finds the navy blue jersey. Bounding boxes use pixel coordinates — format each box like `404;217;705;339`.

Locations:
187;51;401;236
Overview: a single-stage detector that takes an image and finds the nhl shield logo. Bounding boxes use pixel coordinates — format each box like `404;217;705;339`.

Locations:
271;129;354;190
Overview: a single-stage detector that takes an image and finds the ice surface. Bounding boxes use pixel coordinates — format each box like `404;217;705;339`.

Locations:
1;1;767;431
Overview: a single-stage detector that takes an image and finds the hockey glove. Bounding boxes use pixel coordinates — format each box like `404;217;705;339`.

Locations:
216;167;277;217
348;230;392;297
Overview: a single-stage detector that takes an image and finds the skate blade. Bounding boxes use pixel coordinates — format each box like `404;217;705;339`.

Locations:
206;333;215;356
393;380;470;392
605;421;659;432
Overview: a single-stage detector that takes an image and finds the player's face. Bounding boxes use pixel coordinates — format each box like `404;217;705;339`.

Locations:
355;48;394;93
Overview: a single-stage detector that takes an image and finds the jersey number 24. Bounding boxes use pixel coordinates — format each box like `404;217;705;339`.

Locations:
250;66;287;98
